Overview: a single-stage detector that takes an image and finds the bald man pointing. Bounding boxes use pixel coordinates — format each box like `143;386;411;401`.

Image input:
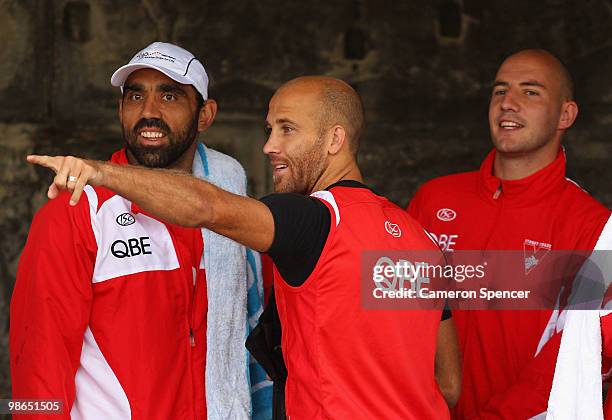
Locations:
28;76;456;419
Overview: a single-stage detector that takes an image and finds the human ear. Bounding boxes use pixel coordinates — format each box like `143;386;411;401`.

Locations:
558;100;578;130
198;99;218;132
328;125;346;155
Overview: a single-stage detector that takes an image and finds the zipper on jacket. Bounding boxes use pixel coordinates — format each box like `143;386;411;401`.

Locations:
482;182;504;251
493;184;502;200
189;267;197;348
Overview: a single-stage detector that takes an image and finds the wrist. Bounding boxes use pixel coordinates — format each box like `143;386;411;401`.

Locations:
87;160;106;186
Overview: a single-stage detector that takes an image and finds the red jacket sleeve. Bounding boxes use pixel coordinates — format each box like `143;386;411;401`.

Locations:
470;331;561;419
10;191;97;418
479;297;611;419
473;218;610;419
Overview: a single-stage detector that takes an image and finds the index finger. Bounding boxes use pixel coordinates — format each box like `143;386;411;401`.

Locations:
26;155;62;173
69;175;88;206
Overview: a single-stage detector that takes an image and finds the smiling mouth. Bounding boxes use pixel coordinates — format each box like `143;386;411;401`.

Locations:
136;130;168;145
140;131;166;138
499;120;524;130
270;162;289;175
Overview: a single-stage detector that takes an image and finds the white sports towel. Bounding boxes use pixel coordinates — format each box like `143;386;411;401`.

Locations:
546;309;605;420
546;215;612;420
192;143;257;419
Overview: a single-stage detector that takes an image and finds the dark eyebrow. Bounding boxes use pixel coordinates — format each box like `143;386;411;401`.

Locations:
491;80;546;89
276;118;298;125
123;83;144;92
520;80;545;89
264;117;299;129
158;84;187;96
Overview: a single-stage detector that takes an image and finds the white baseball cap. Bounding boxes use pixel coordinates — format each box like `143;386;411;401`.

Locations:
111;42;209;100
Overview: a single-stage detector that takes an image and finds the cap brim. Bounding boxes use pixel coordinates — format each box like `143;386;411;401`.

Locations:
110;63;192;88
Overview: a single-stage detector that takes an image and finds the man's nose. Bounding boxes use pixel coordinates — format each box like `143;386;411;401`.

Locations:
500;91;520;112
141;96;162;119
263;131;279;155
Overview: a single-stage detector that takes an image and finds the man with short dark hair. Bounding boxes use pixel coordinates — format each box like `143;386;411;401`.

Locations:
11;42;267;419
407;49;611;418
28;75;459;419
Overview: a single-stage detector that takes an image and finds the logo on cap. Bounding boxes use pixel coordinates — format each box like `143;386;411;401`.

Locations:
135;50;177;63
436;208;456;222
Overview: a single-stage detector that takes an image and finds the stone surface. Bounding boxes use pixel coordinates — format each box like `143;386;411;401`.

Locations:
0;0;611;405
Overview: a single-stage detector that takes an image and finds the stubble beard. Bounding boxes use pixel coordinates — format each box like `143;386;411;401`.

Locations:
274;135;327;195
492;121;558;156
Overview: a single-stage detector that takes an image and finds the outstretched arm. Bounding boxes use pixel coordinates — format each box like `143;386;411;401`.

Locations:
27;155;275;252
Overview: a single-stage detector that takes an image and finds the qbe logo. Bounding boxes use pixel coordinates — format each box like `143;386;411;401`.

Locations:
111;237;152;258
436;208;456;222
428;232;459;252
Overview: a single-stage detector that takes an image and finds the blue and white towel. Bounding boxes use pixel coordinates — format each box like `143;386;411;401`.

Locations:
192;143;272;420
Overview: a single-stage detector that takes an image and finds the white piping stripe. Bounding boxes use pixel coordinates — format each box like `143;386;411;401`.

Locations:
594;214;612;251
310;190;340;227
564;177;588;194
71;327;131;419
535;308;560;357
84;186;100;247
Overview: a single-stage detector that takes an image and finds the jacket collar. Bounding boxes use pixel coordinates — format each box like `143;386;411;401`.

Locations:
478;147;567;207
110;148;129;165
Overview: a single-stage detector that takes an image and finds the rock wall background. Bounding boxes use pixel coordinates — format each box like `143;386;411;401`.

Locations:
0;0;611;405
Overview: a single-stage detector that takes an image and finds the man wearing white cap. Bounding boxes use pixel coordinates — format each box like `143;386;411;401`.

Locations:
10;42;268;419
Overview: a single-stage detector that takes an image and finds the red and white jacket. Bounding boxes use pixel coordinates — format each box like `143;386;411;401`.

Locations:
407;148;611;419
10;150;207;420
